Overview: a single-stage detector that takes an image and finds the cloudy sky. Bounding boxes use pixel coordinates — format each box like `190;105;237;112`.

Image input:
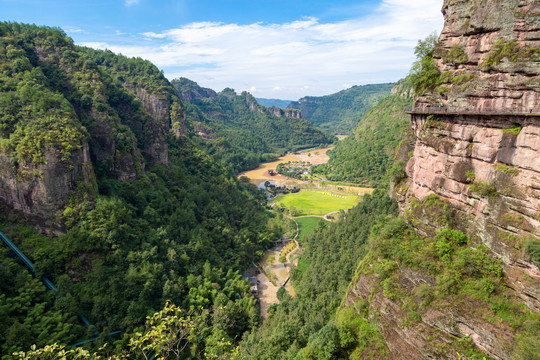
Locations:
1;0;443;99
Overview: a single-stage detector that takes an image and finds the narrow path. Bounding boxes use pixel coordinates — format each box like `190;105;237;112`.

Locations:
256;267;279;318
257;211;340;318
285;217;299;266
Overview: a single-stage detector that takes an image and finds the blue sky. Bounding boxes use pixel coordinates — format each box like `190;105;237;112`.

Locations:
1;0;444;99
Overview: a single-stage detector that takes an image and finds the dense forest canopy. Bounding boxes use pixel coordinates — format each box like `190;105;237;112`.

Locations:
172;78;335;173
0;22;279;357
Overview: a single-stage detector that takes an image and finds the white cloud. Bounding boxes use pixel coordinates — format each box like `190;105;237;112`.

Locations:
82;0;443;99
64;26;84;34
125;0;139;6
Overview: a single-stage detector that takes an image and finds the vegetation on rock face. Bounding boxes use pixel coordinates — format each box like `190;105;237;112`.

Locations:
172;78;335;173
287;83;394;134
524;238;540;267
409;32;441;97
353;212;539;359
480;40;540;70
443;45;469;65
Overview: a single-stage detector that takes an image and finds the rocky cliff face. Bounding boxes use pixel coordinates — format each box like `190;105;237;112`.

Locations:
417;0;540;111
344;1;540;359
0;145;95;230
267;106;302;118
401;0;540;303
0;25;184;226
134;87;170;167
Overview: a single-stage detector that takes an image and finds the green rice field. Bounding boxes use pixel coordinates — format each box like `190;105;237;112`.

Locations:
275;190;361;216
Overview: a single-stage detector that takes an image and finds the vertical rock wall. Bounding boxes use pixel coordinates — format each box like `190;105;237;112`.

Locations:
343;1;540;359
400;0;540;302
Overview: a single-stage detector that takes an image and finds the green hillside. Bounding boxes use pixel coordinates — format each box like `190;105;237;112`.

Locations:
172;78;336;173
287;83;394;134
0;22;275;356
239;190;398;359
314;79;413;185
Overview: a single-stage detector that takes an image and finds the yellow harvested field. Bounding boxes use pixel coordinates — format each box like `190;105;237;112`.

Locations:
238;147;333;185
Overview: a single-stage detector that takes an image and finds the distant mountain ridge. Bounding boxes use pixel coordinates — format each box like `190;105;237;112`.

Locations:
172;78;335;173
288;83;394;134
255;98;293;108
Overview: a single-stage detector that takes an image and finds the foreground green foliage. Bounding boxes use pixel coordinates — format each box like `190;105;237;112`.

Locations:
13;302;243;359
287;83;394;134
409;32;441;96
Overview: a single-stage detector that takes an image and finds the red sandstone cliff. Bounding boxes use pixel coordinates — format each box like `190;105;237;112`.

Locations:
402;0;540;302
344;1;540;358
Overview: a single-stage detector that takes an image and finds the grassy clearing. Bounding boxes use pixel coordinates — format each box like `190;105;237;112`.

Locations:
296;216;321;240
295;257;311;280
276;190;361;216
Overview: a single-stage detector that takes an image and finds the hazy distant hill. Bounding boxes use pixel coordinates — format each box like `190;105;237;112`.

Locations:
288;83;394;134
255;98;293;108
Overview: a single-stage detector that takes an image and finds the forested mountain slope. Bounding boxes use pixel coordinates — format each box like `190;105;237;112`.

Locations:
239;190;398;359
0;22;277;357
314;79;413;186
172;78;335;173
287;83;394;134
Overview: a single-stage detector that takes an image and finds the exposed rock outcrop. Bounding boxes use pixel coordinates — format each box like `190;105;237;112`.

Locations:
0;27;184;227
402;0;540;305
267;106;302;118
345;1;540;359
0;145;95;223
345;270;517;360
135;87;170;167
417;0;540;111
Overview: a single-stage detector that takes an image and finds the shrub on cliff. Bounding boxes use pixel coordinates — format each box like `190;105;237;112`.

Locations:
409;32;441;96
524;238;540;267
